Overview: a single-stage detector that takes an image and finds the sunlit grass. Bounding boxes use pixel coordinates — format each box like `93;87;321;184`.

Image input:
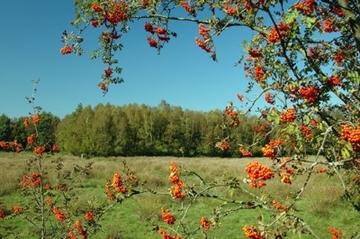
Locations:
0;153;358;238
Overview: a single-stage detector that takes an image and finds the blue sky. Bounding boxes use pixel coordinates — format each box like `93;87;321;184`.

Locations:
0;1;261;119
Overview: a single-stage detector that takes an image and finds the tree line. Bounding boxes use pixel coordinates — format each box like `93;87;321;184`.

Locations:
0;100;273;157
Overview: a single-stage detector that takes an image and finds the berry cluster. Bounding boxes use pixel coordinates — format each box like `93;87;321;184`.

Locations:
300;124;312;140
169;161;186;198
299;85;321;103
242;225;263;239
180;0;195;15
261;139;282;159
245;161;274;188
280;108;296;122
239;147;253;157
272;200;287;211
224;0;237;16
161;208;176;225
265;92;275;104
341;124;360;150
294;0;317;16
195;24;213;53
200;216;211;230
268;22;290;43
144;22;171;48
327;75;342;87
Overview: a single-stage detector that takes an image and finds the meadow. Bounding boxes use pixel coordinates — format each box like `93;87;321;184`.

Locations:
0;152;358;238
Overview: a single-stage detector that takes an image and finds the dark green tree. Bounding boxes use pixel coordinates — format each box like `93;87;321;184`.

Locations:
0;114;11;141
111;106;132;156
90;103;115;156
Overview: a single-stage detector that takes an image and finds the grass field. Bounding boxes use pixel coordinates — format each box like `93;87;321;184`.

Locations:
0;152;359;238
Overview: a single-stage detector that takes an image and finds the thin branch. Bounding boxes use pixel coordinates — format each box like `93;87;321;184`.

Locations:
133;14;269;35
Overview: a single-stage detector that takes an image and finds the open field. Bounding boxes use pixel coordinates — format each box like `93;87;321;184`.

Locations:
0;152;359;238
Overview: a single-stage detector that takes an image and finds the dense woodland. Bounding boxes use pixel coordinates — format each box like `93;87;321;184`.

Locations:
0;100;275;157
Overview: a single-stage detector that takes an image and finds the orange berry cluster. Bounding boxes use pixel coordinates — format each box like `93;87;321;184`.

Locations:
68;213;96;238
27;134;36;145
158;229;182;239
332;6;344;17
200;216;211;230
244;54;267;82
34;146;46;155
261;139;282;159
161;208;176;225
245;162;274;188
334;50;345;66
0;206;22;220
225;101;241;127
280;172;292;184
52;144;59;153
272;200;287;212
23;173;41;188
113;172;128;193
53;207;66;222
328;227;343;239
57;184;68;192
308;45;328;60
316;167;326;173
101;30;121;45
43;184;52;191
299;85;321;103
85;211;94;222
225;105;237;117
68;231;77;239
219;141;230;150
278;158;294;185
73;220;87;239
265;92;275;104
91;2;128;26
169;161;186;198
294;0;317;16
242;225;263;239
341;124;360;150
280;108;296;122
224;0;237;16
60;45;73;55
13;206;22;214
144;22;171;48
180;0;195;15
321;17;339;33
248;48;263;58
0;140;22;153
268;21;290;43
24;114;40;127
105;172;130;201
243;0;255;12
195;24;213;53
239;147;253;157
253;65;265;82
46;197;52;207
237;93;244;102
300;124;312;140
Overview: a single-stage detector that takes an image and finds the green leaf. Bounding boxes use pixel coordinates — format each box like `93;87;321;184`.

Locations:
268;109;280;124
89;52;98;59
345;142;353;152
318;122;323;131
341;147;351;159
308;17;316;24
